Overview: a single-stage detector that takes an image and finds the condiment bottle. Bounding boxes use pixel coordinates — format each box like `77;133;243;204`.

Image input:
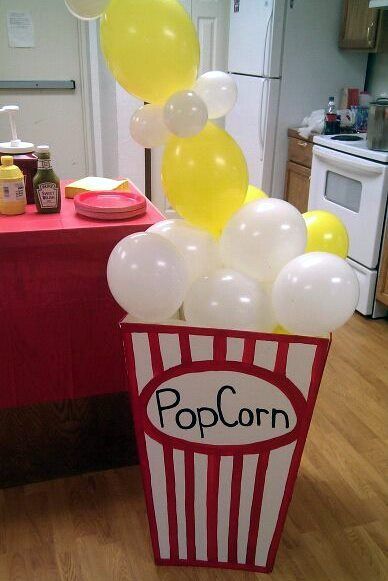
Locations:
0;155;27;215
324;96;340;135
33;145;61;213
0;106;37;204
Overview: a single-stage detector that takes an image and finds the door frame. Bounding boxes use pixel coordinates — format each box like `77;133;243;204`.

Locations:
76;20;97;176
83;20;104;176
78;20;103;176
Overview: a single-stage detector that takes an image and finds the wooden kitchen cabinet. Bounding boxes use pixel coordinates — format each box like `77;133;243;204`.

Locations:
288;135;313;168
339;0;381;50
376;231;388;307
284;129;313;214
284;162;310;214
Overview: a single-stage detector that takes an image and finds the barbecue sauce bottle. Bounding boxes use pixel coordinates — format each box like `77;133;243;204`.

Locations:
33;145;61;213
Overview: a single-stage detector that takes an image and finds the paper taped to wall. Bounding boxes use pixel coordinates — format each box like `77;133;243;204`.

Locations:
7;12;34;48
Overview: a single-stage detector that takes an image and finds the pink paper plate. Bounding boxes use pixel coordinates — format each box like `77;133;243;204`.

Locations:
75;205;146;221
74;190;146;214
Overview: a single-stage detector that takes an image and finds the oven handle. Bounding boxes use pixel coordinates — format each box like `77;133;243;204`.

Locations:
314;146;384;176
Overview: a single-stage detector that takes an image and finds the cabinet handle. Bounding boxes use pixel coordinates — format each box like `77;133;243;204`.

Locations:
297;140;308;147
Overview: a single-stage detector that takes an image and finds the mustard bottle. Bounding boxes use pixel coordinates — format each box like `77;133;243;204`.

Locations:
0;155;27;215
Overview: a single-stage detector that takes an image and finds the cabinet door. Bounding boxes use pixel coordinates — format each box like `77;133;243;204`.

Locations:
339;0;380;50
284;162;310;214
376;233;388;307
288;137;313;169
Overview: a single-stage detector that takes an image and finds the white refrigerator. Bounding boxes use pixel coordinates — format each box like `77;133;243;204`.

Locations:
225;0;368;198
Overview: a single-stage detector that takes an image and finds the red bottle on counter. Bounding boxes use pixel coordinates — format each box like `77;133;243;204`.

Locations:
0;106;37;204
323;97;340;135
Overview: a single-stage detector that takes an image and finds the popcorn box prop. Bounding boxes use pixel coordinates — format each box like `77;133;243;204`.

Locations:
120;319;330;574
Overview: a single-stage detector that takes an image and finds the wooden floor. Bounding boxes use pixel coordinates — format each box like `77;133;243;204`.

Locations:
1;314;387;581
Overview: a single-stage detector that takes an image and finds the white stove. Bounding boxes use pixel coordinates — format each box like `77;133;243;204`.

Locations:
309;134;388;318
313;133;388;163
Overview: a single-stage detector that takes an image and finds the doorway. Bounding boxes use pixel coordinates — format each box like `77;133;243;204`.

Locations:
150;0;230;216
0;0;93;179
88;1;230;209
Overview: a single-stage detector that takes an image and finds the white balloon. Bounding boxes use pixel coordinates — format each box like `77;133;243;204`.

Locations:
194;71;238;119
220;199;307;283
261;282;278;331
64;0;108;19
130;104;169;148
184;268;275;332
107;232;189;322
163;90;208;137
272;252;359;336
148;219;219;285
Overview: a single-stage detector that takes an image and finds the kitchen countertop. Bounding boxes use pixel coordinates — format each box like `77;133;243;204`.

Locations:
287;128;314;143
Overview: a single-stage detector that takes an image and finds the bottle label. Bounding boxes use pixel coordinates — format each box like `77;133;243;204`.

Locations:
37;159;52;170
36;182;59;208
2;180;26;202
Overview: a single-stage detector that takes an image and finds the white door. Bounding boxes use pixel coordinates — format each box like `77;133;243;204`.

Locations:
151;0;230;217
0;0;92;179
192;0;230;73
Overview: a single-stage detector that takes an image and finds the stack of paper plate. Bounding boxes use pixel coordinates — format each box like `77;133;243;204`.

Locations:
74;191;147;220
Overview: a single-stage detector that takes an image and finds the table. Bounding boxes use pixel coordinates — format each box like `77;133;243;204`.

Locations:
0;181;164;485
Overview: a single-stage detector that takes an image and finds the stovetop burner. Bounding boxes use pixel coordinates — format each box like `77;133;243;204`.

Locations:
330;134;363;141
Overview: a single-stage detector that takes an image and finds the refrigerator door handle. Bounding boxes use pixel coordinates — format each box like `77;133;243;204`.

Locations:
263;3;274;77
258;79;267;162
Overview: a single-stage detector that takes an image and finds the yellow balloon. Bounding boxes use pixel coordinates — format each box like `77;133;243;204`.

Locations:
243;184;268;205
100;0;200;104
273;325;290;335
162;123;248;236
303;210;349;258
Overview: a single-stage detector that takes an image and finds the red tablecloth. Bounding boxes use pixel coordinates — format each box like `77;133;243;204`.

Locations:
0;181;164;409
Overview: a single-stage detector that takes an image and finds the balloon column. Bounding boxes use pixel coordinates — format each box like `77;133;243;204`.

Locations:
100;0;246;235
66;0;359;337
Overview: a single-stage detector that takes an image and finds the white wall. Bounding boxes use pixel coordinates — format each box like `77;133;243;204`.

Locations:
0;0;91;178
115;85;144;191
367;52;388;98
367;10;388;99
271;0;368;198
97;31;118;179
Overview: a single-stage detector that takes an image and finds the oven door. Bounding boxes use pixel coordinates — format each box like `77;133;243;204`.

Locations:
308;145;388;269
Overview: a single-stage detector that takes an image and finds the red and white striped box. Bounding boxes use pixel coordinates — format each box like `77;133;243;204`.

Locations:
120;319;330;574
